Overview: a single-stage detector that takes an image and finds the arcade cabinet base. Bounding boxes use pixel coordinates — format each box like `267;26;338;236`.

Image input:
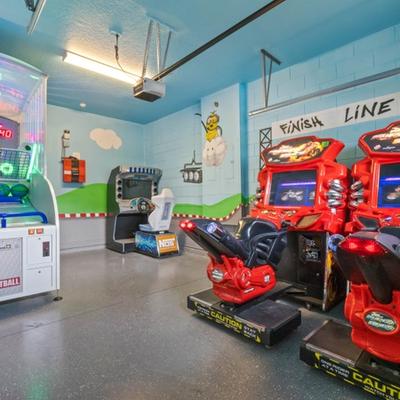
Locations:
300;320;400;400
187;282;301;346
106;238;136;254
135;231;179;258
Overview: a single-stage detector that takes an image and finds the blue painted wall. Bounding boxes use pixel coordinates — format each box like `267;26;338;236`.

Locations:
47;105;144;197
200;84;242;205
144;103;202;205
246;23;400;195
142;22;400;213
42;22;400;217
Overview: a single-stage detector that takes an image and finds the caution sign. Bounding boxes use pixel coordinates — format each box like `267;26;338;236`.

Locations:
193;301;263;344
314;353;400;400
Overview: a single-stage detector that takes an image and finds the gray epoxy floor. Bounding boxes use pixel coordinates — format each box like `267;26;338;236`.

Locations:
0;249;367;400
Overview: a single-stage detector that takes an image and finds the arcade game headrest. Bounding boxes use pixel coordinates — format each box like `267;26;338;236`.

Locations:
141;188;175;232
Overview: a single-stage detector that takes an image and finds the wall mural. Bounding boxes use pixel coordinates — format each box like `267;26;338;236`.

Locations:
180;150;202;183
174;85;244;220
89;128;122;150
202;110;227;166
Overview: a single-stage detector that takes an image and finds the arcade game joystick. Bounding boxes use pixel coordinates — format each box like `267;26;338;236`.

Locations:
181;218;301;346
301;122;400;400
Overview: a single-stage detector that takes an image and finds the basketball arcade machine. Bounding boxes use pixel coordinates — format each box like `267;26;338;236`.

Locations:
301;122;400;399
0;54;60;302
252;136;348;310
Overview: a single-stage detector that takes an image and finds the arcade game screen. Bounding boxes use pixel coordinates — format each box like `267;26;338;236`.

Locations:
268;170;316;207
378;163;400;208
122;178;152;200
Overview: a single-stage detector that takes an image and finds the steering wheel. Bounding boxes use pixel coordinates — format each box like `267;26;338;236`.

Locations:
136;198;155;214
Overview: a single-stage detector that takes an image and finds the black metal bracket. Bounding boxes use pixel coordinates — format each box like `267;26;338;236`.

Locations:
24;0;37;12
260;49;281;108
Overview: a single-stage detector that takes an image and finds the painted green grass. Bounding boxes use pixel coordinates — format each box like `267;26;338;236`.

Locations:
57;183;107;214
173;193;243;218
57;184;251;217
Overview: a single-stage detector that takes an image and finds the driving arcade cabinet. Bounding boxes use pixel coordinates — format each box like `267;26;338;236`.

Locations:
0;54;60;302
135;188;179;257
106;166;178;256
180;218;301;346
252;136;348;310
301;123;400;399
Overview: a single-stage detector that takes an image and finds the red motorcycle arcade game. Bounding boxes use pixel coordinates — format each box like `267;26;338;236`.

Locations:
252;136;348;310
180;216;301;347
346;120;400;232
301;122;400;399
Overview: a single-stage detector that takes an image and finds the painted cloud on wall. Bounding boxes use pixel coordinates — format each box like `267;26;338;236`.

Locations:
202;136;227;166
89;128;122;150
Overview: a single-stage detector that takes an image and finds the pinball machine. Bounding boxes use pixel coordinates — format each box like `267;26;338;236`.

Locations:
252;136;349;310
301;122;400;399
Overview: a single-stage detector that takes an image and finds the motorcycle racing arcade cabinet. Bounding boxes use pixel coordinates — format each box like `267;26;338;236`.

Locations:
301;123;400;399
181;218;301;347
252;136;348;310
346;120;400;232
301;229;400;399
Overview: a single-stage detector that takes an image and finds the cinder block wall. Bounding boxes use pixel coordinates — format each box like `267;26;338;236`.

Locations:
247;23;400;195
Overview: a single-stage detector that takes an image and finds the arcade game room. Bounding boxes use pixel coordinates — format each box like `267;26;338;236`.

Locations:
1;1;400;399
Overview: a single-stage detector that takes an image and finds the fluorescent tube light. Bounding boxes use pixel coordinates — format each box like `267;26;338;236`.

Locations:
63;51;139;85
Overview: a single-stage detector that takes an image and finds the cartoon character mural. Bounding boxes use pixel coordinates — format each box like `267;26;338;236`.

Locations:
201;111;227;167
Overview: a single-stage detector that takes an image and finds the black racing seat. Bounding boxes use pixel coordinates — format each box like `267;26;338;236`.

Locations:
183;218;286;268
380;226;400;239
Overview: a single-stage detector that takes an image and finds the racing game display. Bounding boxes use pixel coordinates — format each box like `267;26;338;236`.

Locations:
268;170;316;207
263;137;331;164
378;163;400;208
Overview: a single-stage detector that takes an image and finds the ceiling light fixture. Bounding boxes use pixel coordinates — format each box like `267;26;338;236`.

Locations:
63;51;139;85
